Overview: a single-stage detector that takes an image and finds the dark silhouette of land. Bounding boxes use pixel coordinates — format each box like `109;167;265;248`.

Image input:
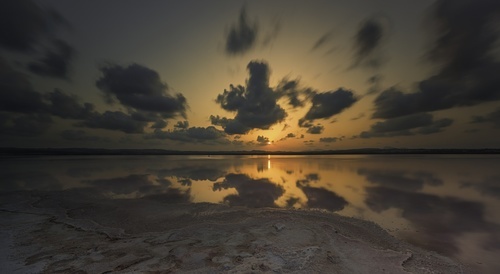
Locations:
1;147;499;156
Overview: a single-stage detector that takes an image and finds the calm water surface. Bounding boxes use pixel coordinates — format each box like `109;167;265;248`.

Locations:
1;154;500;271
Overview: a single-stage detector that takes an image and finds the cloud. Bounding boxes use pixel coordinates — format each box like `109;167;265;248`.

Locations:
0;58;46;113
225;7;258;55
27;39;75;79
256;135;270;145
311;31;334;51
360;113;453;138
96;63;187;119
174;120;189;129
319;137;341;143
78;111;147;134
146;126;229;144
306;124;324;134
46;89;94;119
0;113;52;136
150;119;167;129
213;173;285;208
301;88;358;122
352;18;385;68
214;61;287;134
275;79;313;108
60;129;106;142
0;0;67;53
372;0;500;119
471;107;500;128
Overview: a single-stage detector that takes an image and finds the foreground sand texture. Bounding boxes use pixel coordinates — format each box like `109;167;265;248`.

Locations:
1;192;466;273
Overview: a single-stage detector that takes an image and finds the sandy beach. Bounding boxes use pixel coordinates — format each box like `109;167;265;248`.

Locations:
0;191;469;273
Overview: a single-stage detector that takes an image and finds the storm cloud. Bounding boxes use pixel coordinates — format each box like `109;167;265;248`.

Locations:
213;61;287;134
360;113;453;138
372;0;500;119
96;63;188;119
225;7;258;55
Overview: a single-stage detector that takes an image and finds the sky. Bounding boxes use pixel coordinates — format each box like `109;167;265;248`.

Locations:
1;0;500;151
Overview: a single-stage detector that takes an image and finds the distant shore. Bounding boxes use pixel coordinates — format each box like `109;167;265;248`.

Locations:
1;147;499;156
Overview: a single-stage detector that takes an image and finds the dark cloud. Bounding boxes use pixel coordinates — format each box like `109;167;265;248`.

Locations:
303;140;314;145
210;115;250;135
296;180;348;211
225;7;258;55
373;0;500;119
256;135;270;145
471;107;500;128
319;137;341;143
0;113;52;137
275;79;309;108
306;124;324;134
78;111;147;134
0;58;45;113
366;75;383;95
311;31;333;51
150;119;167;129
358;168;442;191
60;129;106;142
146;126;228;144
301;88;358;123
360;113;453;138
352;18;385;68
214;61;287;134
0;0;67;52
96;63;187;119
365;186;499;255
174;120;189;129
213;173;285;208
46;89;94;119
351;113;366;121
27;39;75;79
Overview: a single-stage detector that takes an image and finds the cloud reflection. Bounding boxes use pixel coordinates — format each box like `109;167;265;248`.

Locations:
213;173;284;208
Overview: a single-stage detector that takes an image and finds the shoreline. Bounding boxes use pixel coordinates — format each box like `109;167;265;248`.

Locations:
1;191;471;273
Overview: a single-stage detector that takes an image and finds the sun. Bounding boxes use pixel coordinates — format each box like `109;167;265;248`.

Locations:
267;141;272;145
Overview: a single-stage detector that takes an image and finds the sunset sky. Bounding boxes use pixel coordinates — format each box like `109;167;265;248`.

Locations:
1;0;500;151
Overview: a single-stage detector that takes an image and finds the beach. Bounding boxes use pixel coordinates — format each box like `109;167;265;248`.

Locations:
1;190;467;273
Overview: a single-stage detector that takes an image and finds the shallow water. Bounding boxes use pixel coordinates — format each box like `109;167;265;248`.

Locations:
1;154;499;272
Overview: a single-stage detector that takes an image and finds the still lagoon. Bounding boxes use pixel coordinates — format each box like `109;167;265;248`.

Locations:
1;154;499;272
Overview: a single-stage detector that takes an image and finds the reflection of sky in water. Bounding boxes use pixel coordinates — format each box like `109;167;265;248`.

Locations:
1;155;500;270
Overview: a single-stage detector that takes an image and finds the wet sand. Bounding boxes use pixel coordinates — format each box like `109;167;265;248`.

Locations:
1;191;468;273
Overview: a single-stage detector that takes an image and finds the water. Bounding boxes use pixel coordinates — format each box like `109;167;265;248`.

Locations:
1;154;500;271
